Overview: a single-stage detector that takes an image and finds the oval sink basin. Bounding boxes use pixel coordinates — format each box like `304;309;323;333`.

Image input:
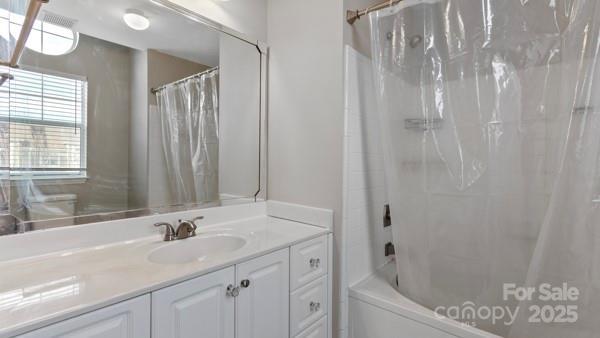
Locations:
148;234;247;265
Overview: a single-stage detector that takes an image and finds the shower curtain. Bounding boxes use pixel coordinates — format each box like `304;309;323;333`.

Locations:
156;68;219;206
370;0;600;337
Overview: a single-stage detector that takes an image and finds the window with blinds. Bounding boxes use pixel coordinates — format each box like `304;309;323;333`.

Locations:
0;66;87;178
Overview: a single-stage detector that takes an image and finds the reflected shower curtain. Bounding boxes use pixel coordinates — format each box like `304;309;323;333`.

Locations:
370;0;600;337
0;0;23;62
156;69;219;206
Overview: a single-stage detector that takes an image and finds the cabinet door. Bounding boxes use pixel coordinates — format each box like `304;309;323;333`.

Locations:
18;295;150;338
152;267;235;338
236;248;290;338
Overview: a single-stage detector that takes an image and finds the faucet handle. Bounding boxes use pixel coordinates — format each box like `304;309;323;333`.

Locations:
187;216;204;231
154;222;176;241
190;216;204;226
176;220;197;239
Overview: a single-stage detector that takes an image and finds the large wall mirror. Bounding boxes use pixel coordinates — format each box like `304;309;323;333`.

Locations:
0;0;266;235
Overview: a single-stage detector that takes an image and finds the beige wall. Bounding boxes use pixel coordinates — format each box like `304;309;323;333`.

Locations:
17;34;133;218
147;50;211;107
266;0;345;333
344;0;374;57
266;0;345;232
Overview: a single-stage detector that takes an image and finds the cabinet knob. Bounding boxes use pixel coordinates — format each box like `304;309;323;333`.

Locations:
240;279;251;288
309;258;321;268
226;284;240;297
309;301;321;312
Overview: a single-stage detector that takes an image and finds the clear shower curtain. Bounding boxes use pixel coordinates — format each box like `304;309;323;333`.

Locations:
0;0;22;63
370;0;600;336
156;69;219;206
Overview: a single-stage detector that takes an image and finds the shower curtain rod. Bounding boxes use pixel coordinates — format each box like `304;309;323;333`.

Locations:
347;0;402;24
151;66;219;94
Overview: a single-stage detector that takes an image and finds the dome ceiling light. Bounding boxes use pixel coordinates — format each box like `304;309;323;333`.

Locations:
123;9;150;31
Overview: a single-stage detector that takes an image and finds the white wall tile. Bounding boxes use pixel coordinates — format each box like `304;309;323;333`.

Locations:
342;46;393;311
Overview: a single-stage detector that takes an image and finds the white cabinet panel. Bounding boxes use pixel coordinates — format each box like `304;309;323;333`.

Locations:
295;316;327;338
290;276;327;336
18;295;150;338
290;236;328;290
236;248;290;338
152;267;235;338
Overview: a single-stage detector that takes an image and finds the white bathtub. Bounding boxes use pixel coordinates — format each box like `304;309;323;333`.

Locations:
348;263;501;338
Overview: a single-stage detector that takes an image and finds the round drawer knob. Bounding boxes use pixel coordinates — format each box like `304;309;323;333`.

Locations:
241;279;251;288
226;284;240;297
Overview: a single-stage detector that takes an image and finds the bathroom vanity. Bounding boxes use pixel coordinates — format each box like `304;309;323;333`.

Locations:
0;202;333;338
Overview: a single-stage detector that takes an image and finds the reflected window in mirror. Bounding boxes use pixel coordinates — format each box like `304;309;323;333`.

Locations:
0;66;87;180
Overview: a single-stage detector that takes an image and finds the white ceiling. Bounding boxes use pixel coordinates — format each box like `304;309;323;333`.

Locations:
43;0;220;66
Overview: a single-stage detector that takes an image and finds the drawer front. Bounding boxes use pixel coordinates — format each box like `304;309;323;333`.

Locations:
295;316;327;338
290;235;328;290
290;276;328;336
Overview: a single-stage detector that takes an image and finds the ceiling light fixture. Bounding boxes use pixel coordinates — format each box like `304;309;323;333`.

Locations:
123;9;150;31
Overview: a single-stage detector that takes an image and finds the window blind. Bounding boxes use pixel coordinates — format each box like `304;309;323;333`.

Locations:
0;66;87;177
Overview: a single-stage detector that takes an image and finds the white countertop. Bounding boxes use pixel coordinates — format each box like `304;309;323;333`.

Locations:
0;215;329;337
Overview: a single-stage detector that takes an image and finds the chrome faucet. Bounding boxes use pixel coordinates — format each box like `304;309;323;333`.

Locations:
154;216;204;242
154;222;176;241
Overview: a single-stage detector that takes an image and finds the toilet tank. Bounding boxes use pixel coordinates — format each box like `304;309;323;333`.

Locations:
27;194;77;221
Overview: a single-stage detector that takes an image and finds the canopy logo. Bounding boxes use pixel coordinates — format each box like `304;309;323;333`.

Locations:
434;302;518;327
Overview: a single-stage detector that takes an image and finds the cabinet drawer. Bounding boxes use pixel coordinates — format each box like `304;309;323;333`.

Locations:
294;316;327;338
290;276;327;336
290;235;328;290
